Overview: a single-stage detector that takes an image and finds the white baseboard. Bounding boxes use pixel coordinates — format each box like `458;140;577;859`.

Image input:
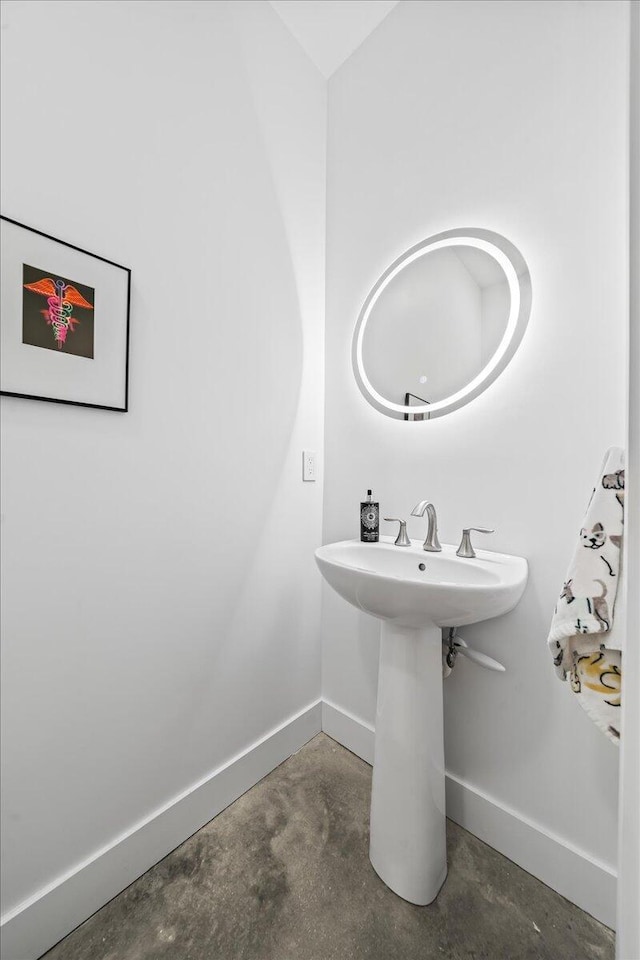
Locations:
0;700;322;960
321;699;617;930
321;700;375;764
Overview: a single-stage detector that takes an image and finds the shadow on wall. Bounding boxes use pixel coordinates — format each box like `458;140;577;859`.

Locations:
0;0;319;924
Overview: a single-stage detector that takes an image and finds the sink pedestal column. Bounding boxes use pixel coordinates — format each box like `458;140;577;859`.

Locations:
369;621;447;905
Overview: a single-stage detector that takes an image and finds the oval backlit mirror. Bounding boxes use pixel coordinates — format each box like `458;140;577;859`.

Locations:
352;228;531;420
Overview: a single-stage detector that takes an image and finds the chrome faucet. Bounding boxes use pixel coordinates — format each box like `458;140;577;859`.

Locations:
456;527;494;558
410;501;442;552
384;518;411;547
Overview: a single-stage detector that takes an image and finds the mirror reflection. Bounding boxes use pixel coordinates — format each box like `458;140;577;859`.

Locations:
362;245;510;419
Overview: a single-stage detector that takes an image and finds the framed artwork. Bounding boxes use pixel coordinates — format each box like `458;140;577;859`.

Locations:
0;216;131;411
403;392;431;422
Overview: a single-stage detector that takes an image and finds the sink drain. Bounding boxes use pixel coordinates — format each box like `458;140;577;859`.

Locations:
418;563;426;571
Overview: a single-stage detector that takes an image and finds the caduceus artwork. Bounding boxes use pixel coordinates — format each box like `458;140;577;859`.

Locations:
22;263;95;358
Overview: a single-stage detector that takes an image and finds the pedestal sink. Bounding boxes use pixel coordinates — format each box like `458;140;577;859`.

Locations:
315;536;527;906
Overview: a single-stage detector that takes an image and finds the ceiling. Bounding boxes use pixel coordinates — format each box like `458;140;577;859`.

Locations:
269;0;400;78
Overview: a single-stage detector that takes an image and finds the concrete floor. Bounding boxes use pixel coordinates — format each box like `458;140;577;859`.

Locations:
42;734;614;960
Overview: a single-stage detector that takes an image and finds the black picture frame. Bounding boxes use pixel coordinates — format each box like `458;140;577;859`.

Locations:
404;392;431;422
0;216;131;412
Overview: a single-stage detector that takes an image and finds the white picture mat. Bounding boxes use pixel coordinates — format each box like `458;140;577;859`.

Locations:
0;220;129;408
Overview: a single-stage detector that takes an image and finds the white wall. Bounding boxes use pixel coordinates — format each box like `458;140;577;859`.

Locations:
481;280;509;367
616;3;640;955
0;0;325;948
323;0;627;925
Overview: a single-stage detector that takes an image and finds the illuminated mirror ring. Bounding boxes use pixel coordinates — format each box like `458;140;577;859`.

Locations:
352;228;532;421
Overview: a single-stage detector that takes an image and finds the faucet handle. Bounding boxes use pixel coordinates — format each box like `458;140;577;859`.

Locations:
384;518;411;547
456;527;495;558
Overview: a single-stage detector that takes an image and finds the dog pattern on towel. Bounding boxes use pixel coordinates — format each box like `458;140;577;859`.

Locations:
548;451;624;744
559;577;610;633
570;646;622;741
552;468;624;650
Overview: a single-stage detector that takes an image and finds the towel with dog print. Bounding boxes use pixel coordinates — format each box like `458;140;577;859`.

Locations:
548;447;624;743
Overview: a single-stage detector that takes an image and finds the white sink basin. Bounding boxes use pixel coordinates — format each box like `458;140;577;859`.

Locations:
315;535;528;907
315;537;527;628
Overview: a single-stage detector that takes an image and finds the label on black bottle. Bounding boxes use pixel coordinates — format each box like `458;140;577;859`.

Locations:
360;502;379;542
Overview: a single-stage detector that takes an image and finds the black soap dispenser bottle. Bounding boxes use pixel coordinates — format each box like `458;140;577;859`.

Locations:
360;489;380;543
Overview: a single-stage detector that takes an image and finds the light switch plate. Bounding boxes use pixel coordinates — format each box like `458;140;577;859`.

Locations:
302;450;316;481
